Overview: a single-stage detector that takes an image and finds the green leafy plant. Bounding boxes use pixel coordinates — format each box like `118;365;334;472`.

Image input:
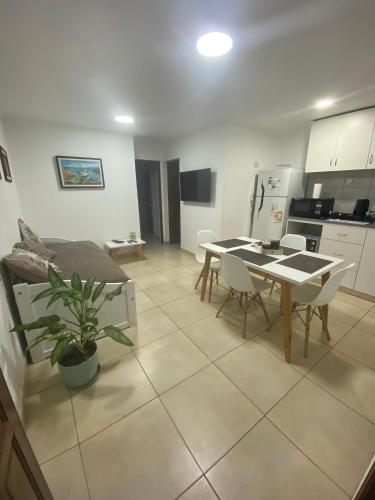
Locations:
11;266;133;366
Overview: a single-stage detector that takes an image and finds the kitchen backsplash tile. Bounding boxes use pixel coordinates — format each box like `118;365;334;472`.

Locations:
307;171;375;213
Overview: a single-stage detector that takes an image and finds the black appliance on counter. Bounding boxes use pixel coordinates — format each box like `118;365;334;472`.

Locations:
289;198;335;219
330;198;370;222
353;199;369;218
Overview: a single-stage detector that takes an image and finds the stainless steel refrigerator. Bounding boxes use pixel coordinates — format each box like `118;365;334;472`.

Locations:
250;168;305;240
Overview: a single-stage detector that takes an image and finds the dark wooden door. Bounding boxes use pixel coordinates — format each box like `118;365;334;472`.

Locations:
167;159;181;244
0;368;52;499
135;160;164;242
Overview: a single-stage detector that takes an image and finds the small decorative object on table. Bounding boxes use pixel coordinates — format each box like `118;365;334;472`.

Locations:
11;266;133;388
261;240;283;255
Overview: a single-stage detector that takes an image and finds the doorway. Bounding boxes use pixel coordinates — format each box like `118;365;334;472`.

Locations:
135;160;163;242
167;159;181;244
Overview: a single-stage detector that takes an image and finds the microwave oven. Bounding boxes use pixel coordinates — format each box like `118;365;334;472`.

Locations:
289;198;334;219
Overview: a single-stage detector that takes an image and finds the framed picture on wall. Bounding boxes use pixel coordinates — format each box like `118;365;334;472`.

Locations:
0;146;12;182
55;156;105;189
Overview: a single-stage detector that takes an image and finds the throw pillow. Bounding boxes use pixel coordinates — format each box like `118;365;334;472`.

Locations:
14;240;58;261
4;250;61;283
18;218;43;244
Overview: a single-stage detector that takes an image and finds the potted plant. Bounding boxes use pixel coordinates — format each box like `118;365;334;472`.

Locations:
12;266;133;388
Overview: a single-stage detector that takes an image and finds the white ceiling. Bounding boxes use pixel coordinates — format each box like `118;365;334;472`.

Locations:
0;0;375;138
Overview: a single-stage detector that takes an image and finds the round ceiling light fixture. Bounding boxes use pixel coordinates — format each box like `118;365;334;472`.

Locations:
196;32;233;57
115;115;135;124
315;98;335;109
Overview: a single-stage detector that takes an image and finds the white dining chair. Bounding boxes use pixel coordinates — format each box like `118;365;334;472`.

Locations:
194;230;221;302
292;263;355;357
269;234;307;296
216;253;270;338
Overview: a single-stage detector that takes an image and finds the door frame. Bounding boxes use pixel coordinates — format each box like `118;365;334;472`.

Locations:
0;368;52;498
135;159;164;243
166;158;181;245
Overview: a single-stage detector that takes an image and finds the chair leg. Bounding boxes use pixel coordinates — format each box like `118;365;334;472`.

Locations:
269;281;276;296
194;271;203;290
208;270;214;303
216;288;233;318
304;305;312;358
216;271;219;285
257;292;270;324
243;293;248;338
318;306;331;341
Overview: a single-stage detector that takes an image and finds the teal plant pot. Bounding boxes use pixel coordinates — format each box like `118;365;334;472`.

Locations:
57;342;99;389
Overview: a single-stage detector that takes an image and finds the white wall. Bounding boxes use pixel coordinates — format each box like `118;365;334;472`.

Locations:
134;136;165;162
166;126;227;253
278;128;310;170
165;123;286;251
4;118;140;244
0;117;26;418
221;125;282;238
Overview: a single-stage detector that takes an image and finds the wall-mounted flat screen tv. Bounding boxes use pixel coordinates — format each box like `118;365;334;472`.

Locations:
180;168;211;202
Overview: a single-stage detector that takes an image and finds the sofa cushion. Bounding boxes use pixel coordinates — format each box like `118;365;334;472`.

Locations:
45;240;129;283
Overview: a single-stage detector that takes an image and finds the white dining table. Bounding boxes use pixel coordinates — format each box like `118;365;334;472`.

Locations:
199;236;344;363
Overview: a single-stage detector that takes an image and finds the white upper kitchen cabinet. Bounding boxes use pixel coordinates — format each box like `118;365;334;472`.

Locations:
305;115;341;172
305;108;375;173
333;108;375;171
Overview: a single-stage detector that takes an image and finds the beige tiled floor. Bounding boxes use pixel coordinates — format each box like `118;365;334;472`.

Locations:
24;242;375;499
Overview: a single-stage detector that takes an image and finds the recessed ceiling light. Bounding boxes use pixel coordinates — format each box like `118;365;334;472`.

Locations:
115;115;135;124
315;98;335;109
196;32;233;57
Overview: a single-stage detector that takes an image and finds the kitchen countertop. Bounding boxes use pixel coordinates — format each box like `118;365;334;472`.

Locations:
287;216;375;229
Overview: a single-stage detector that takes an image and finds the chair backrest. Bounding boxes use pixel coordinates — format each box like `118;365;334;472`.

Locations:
312;263;356;306
196;230;216;263
281;233;306;251
220;253;257;293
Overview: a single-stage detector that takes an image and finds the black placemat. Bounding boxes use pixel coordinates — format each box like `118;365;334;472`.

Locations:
280;246;302;256
212;238;250;249
227;248;277;266
277;254;333;274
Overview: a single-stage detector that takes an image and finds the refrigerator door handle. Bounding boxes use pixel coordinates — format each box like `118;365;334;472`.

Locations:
257;181;265;219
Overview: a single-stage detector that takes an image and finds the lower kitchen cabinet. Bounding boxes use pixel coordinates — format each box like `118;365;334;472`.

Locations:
354;230;375;296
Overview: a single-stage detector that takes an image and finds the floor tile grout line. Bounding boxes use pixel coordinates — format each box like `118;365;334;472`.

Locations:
68;387;92;500
39;443;78;467
76;394;159;447
132;326;181;352
333;343;375;373
173;476;206;500
135;269;197;290
305;370;375;428
26;379;65;398
133;341;211;397
251;331;330;377
131;349;206;477
203;475;221;500
264;416;351;498
174;475;221;500
181;326;248;365
201;416;267;475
